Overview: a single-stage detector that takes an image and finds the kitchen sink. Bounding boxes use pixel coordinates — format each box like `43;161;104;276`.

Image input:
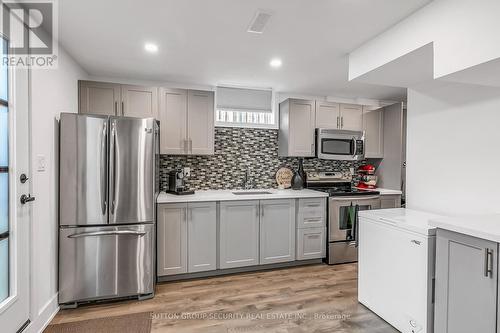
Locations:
232;191;273;195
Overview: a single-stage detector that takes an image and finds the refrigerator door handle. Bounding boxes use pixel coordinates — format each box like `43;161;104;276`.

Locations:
67;230;147;238
100;122;108;215
110;123;117;214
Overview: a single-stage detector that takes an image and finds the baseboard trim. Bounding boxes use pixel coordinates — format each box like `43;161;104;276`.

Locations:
26;294;59;333
158;259;324;282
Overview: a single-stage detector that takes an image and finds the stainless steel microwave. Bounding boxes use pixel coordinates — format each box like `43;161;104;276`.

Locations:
316;129;365;161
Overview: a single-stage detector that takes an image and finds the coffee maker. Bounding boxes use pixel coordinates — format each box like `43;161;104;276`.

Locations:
168;170;195;195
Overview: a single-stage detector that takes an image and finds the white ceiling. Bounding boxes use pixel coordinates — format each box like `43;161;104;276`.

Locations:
59;0;432;100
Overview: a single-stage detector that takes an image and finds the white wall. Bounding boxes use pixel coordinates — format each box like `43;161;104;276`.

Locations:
28;47;88;332
349;0;500;81
406;81;500;216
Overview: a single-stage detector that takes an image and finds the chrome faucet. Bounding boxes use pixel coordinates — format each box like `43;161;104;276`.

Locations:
242;167;253;190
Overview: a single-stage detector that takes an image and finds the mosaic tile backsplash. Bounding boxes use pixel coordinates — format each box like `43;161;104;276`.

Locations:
160;127;365;191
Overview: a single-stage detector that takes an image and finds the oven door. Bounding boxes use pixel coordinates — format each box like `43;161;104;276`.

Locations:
329;196;381;242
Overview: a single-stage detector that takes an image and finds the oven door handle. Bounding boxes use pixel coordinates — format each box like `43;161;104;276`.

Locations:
330;196;380;201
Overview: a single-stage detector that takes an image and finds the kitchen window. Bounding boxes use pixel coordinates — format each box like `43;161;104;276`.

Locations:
0;36;9;303
215;86;277;129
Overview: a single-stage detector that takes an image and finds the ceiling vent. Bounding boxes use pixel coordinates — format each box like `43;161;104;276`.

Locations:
247;10;272;34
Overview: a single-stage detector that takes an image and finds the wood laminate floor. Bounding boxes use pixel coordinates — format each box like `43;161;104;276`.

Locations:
49;263;398;333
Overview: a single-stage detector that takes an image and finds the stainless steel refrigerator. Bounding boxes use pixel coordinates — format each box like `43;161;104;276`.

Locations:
58;113;159;307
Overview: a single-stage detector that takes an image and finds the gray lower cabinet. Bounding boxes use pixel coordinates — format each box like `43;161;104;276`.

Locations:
157;202;216;276
219;201;260;269
157;203;188;276
380;194;402;209
296;198;327;260
435;229;498;333
296;227;326;260
187;202;217;273
260;199;296;264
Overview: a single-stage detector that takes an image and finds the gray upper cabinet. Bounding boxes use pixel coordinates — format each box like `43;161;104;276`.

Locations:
121;85;158;118
219;201;260;269
279;99;316;157
79;80;158;118
157;203;188;276
435;229;497;333
79;81;120;116
159;88;214;155
187;90;215;155
315;101;339;129
363;107;384;158
187;202;217;273
260;199;296;264
339;104;363;131
159;88;188;155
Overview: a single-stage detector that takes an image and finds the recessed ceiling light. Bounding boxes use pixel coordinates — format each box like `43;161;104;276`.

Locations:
270;58;282;68
144;43;159;53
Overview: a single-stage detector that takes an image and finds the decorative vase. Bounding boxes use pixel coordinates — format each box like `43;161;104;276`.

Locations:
291;159;305;190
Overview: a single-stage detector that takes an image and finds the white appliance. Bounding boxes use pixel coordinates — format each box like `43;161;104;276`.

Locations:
358;208;441;333
316;128;365;161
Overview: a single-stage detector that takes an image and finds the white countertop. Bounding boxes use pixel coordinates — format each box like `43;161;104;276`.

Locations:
360;208;442;236
157;188;329;204
376;188;403;195
355;187;403;195
429;215;500;243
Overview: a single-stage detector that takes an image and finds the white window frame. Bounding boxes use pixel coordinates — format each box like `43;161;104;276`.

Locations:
214;88;278;129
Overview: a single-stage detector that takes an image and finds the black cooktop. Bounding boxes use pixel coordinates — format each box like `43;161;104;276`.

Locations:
313;187;380;197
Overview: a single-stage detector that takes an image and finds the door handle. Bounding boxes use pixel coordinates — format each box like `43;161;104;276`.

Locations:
20;194;35;205
341;117;344;128
484;248;494;278
121;101;124;116
337;116;340;128
68;230;146;238
114;101;118;115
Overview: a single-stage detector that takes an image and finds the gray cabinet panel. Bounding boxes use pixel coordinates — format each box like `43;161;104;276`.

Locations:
435;229;497;333
121;85;158;118
188;202;217;273
219;201;260;269
79;81;120;116
157;203;188;276
260;199;296;264
380;194;402;209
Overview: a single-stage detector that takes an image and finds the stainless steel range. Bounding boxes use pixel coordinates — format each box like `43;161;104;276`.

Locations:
306;171;381;265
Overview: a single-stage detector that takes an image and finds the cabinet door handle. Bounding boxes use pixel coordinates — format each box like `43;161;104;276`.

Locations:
114;101;118;115
189;139;193;153
337;116;340;129
484;248;494;278
121;101;125;116
341;117;344;128
261;206;264;217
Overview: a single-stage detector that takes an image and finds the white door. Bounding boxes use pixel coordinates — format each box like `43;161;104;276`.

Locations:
219;201;260;269
187;90;214;155
157;203;188;276
340;104;363;131
187;202;217;273
260;199;295;264
0;37;31;332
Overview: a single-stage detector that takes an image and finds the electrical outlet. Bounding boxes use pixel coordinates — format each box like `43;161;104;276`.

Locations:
183;167;191;177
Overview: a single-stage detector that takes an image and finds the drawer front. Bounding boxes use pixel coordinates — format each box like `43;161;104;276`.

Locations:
296;227;326;260
297;198;326;228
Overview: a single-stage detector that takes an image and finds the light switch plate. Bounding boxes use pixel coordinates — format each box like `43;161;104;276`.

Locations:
183;167;191;177
36;154;46;172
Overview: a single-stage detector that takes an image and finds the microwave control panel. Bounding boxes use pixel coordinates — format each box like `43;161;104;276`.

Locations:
355;140;364;154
